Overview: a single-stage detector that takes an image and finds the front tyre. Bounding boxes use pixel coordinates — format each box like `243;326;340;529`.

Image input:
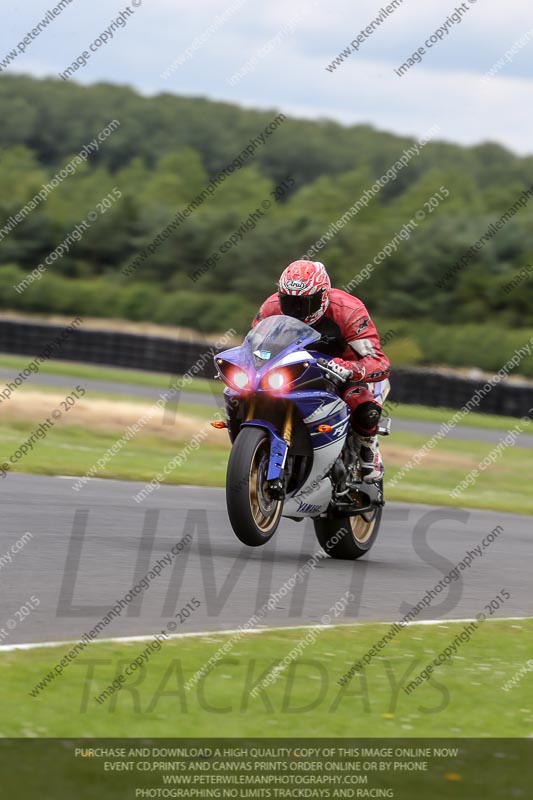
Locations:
313;489;383;560
226;427;283;547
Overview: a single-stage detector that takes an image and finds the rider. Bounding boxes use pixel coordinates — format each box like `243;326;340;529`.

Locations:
252;260;391;483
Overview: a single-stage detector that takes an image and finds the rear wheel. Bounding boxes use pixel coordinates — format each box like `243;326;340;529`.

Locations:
313;485;383;560
226;427;283;546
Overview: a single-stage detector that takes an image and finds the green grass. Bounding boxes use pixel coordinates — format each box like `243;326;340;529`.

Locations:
4;620;533;796
383;399;532;433
1;416;532;512
0;353;216;394
2;352;532;512
0;419;229;486
5;379;217;419
1;352;530;431
4;618;532;737
382;429;533;515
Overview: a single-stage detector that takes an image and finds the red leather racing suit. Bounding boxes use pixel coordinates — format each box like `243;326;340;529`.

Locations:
252;288;391;436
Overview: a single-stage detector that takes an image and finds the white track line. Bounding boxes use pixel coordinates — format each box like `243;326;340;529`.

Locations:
0;616;529;653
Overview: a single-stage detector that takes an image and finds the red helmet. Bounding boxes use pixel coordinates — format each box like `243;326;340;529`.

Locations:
278;261;331;325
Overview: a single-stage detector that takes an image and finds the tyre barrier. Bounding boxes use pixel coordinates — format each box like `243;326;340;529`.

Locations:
0;319;531;417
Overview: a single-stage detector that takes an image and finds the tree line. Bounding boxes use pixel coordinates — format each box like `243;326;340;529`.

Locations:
0;74;532;375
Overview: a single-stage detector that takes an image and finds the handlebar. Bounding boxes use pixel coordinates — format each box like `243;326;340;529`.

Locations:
316;357;346;387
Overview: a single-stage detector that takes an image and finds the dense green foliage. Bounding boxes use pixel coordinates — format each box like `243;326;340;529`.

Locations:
1;75;533;374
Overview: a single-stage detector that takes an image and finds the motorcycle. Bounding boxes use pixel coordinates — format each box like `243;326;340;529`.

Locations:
212;315;391;560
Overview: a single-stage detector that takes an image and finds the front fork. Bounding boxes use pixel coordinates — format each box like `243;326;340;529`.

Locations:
281;403;293;446
243;397;293;438
268;404;293;499
244;398;256;422
241;401;293;501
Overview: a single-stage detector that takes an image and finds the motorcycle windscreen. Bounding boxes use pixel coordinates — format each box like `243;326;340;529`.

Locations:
245;315;320;369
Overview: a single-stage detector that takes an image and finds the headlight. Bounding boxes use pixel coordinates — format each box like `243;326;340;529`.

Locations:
260;363;308;393
216;360;250;392
233;370;249;389
267;371;285;390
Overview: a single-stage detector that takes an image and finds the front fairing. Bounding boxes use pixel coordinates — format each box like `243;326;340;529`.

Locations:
215;315;323;391
245;315;321;367
214;317;350;517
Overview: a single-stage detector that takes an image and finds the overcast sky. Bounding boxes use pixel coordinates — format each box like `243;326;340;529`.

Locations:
4;0;533;154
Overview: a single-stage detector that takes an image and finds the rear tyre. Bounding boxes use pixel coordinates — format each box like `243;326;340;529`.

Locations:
313;484;383;560
226;427;283;547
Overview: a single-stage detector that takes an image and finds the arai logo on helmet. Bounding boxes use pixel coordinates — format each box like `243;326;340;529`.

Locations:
285;279;307;291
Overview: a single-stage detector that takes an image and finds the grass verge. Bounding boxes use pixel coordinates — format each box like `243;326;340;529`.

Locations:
0;353;530;431
0;354;216;395
4;618;532;737
0;408;531;512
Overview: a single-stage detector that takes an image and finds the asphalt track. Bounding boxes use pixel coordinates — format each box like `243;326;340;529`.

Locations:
1;367;533;447
1;475;530;647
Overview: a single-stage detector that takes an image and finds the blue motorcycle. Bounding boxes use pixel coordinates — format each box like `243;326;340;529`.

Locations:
213;315;390;559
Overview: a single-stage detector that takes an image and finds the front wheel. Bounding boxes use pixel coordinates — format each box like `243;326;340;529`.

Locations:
313;488;383;560
226;427;283;547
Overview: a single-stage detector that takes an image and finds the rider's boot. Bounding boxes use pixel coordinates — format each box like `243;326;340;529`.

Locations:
354;433;384;483
343;385;384;483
